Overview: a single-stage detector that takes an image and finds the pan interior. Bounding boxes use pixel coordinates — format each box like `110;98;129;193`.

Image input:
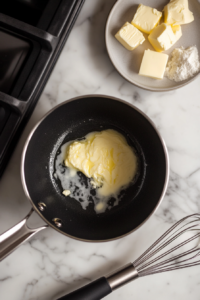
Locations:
24;96;167;241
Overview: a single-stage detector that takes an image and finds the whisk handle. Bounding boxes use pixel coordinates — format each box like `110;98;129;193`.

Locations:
57;263;138;300
57;277;111;300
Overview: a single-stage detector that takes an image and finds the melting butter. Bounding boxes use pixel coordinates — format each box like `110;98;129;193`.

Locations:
54;129;138;213
65;130;137;197
62;190;71;196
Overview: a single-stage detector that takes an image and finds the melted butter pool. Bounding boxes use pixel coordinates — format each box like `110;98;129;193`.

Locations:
54;129;138;213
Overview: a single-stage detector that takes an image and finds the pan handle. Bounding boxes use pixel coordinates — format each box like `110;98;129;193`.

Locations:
0;208;47;261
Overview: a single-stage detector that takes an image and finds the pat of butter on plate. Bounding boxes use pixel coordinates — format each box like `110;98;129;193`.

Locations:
139;49;169;79
115;22;145;50
164;0;194;25
148;23;182;52
131;4;162;34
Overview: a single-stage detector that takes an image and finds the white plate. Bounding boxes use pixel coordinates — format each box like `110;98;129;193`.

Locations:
105;0;200;91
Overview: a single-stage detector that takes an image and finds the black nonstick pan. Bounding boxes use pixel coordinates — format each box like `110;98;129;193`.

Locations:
0;95;169;271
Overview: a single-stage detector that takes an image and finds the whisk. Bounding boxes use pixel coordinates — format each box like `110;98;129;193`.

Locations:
57;214;200;300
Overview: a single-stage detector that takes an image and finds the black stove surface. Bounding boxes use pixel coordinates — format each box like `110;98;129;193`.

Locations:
0;0;85;178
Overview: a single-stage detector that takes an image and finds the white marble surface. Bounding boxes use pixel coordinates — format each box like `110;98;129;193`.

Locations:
1;0;200;299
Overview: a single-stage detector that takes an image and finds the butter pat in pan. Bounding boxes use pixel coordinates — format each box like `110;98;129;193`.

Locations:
131;4;162;34
62;190;71;196
139;49;169;79
115;22;145;50
164;0;194;25
148;23;182;52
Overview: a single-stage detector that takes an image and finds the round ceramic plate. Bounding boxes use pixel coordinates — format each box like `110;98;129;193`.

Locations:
105;0;200;91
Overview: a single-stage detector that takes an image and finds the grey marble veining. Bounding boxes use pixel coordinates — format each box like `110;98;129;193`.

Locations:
1;0;200;299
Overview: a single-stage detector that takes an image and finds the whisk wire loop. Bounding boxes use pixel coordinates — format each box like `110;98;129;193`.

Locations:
133;214;200;277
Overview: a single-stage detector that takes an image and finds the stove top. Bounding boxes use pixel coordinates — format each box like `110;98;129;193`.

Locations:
0;0;85;178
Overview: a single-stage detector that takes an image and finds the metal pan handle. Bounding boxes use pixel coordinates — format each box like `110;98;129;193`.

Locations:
0;208;47;261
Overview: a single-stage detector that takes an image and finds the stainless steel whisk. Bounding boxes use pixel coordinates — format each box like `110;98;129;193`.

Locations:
134;213;200;276
58;214;200;300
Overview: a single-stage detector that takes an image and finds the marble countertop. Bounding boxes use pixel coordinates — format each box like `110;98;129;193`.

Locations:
1;0;200;299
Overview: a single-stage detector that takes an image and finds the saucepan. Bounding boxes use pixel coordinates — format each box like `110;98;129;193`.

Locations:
0;95;169;271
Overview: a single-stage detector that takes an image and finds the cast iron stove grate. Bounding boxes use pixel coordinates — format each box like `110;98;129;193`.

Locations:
0;0;85;178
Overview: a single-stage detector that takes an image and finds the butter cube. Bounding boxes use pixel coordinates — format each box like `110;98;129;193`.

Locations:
131;4;162;34
139;49;169;79
148;23;182;52
164;0;194;25
115;22;145;51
